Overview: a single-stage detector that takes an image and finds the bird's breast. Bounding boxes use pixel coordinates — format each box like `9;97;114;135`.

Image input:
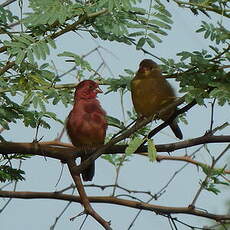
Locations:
66;101;107;146
131;77;176;118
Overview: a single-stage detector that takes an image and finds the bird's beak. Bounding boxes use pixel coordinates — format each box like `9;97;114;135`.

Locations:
95;86;103;94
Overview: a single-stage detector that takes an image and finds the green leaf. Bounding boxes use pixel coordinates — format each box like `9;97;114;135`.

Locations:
15;35;32;46
148;33;162;43
204;30;211;39
108;0;115;12
38;98;46;112
47;11;57;25
40;63;49;69
47;37;56;49
41;41;50;56
151;19;171;30
32;44;41;60
15;50;26;65
0;165;25;182
20;33;36;43
196;27;206;33
52;96;60;105
146;37;155;48
129;31;145;37
58;51;76;58
125;137;144;156
32;96;39;108
0;120;10;130
27;48;35;64
136;37;146;50
22;92;33;105
44;112;63;124
38;42;47;60
206;185;220;195
147;139;157;162
101;154;117;166
5;41;27;49
107;115;125;129
177;51;192;61
154;13;173;24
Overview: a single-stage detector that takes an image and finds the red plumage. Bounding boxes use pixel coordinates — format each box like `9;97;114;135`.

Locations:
66;80;107;181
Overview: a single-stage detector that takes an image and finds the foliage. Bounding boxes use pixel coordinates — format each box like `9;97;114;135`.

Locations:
159;45;230;106
0;165;25;182
0;7;18;29
0;151;30;182
105;69;133;94
147;139;157;162
199;163;229;195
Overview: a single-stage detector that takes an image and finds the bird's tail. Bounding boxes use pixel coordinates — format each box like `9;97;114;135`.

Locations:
170;120;183;140
81;157;95;181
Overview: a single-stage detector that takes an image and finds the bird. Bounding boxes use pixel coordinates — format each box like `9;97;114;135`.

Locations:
66;80;107;181
131;59;183;139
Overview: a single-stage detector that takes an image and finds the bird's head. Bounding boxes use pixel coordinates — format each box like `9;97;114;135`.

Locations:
74;80;103;100
138;59;161;77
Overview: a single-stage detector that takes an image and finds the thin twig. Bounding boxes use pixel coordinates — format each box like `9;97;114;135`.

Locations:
1;190;230;221
161;213;205;230
67;160;112;230
208;98;216;133
127;197;154;230
190;144;230;207
0;0;17;7
50;187;75;230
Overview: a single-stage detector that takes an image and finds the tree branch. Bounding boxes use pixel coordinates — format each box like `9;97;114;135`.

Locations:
190;144;230;207
0;190;229;222
0;61;15;76
0;0;17;7
66;159;112;230
173;0;230;18
146;99;196;141
0;135;229;172
50;9;108;40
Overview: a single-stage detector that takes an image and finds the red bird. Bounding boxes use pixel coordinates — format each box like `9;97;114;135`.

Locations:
66;80;107;181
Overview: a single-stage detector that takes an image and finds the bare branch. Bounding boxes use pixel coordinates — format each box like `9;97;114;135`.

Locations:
50;187;75;230
172;0;230;18
0;61;15;76
0;190;229;222
67;160;112;230
190;144;230;207
0;0;17;7
0;135;229;173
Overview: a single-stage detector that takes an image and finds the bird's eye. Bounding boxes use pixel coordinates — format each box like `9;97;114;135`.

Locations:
89;85;93;89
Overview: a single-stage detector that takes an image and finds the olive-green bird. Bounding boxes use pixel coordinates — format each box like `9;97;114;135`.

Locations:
131;59;183;139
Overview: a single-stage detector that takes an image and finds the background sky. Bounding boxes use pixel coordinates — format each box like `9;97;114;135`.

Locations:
1;1;229;230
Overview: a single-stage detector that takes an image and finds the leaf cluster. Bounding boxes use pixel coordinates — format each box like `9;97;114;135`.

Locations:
4;34;56;65
0;7;18;30
196;21;230;45
90;0;173;49
23;0;84;29
160;46;230;106
200;163;229;195
0;93;62;131
0;152;30;183
0;165;25;182
105;69;133;94
58;51;92;79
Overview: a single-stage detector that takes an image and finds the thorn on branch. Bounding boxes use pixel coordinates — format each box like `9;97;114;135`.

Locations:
70;211;86;221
